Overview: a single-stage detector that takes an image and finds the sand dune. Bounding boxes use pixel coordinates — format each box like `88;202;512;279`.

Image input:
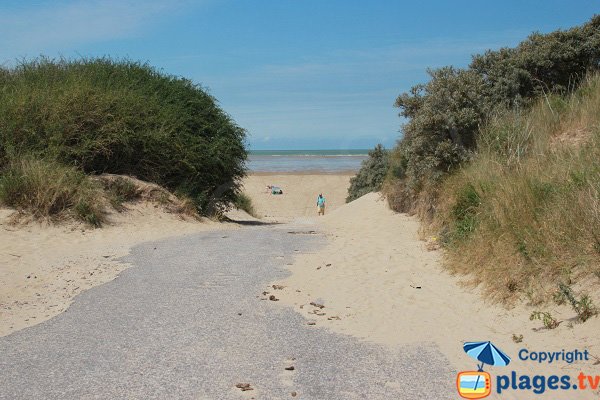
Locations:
250;187;600;399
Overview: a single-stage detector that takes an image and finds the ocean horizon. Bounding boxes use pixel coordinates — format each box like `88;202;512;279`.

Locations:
248;149;369;173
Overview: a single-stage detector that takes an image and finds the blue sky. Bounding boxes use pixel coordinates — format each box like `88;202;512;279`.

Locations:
0;1;597;149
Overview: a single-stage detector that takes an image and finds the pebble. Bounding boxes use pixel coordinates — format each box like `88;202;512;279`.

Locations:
235;383;253;391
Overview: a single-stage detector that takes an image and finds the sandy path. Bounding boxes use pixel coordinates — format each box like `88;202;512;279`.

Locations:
0;224;454;399
270;192;600;400
3;171;599;399
0;204;231;337
0;172;348;337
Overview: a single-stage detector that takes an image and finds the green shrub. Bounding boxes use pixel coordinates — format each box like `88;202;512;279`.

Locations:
0;157;105;226
388;16;600;212
347;144;390;202
233;193;257;217
431;74;600;303
0;57;247;215
530;311;560;329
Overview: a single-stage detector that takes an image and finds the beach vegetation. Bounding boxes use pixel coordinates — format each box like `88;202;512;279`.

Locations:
233;193;257;217
554;284;598;322
529;311;560;329
102;176;140;211
386;15;600;214
511;334;523;343
431;74;600;303
0;57;247;216
380;16;600;304
346;144;390;202
0;156;105;226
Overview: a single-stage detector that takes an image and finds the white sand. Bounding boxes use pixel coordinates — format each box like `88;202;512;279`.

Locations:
245;176;600;399
0;204;233;337
241;173;353;222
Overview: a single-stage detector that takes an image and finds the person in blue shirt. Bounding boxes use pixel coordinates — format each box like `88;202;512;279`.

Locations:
316;193;326;216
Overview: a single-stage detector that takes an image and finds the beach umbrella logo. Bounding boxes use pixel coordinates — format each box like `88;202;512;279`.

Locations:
457;341;511;399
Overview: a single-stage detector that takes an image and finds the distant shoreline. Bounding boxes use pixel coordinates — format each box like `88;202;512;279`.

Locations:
249;149;369;156
249;171;356;176
248;150;367;173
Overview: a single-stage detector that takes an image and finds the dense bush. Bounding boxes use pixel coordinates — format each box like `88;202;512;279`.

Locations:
381;17;600;304
0;58;247;214
346;144;390;202
388;15;600;212
431;74;600;303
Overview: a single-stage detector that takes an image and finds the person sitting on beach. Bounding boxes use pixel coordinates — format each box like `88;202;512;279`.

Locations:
316;193;326;216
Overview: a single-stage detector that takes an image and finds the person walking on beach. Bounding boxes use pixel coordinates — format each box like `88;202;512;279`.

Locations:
317;193;326;216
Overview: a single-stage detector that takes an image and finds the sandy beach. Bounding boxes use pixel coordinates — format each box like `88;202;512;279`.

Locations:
241;173;353;222
2;172;599;399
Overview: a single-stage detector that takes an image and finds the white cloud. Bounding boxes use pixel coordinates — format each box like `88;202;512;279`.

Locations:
0;0;193;62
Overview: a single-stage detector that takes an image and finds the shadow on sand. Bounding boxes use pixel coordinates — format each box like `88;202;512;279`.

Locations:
222;216;282;227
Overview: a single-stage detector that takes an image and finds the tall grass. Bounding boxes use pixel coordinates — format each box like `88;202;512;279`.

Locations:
431;74;600;304
0;157;105;226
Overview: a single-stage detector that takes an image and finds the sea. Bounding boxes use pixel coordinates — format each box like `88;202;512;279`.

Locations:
248;149;368;173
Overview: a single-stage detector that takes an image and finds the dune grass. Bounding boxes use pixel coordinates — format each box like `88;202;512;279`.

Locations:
430;74;600;304
0;157;105;226
0;158;203;226
101;176;140;211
